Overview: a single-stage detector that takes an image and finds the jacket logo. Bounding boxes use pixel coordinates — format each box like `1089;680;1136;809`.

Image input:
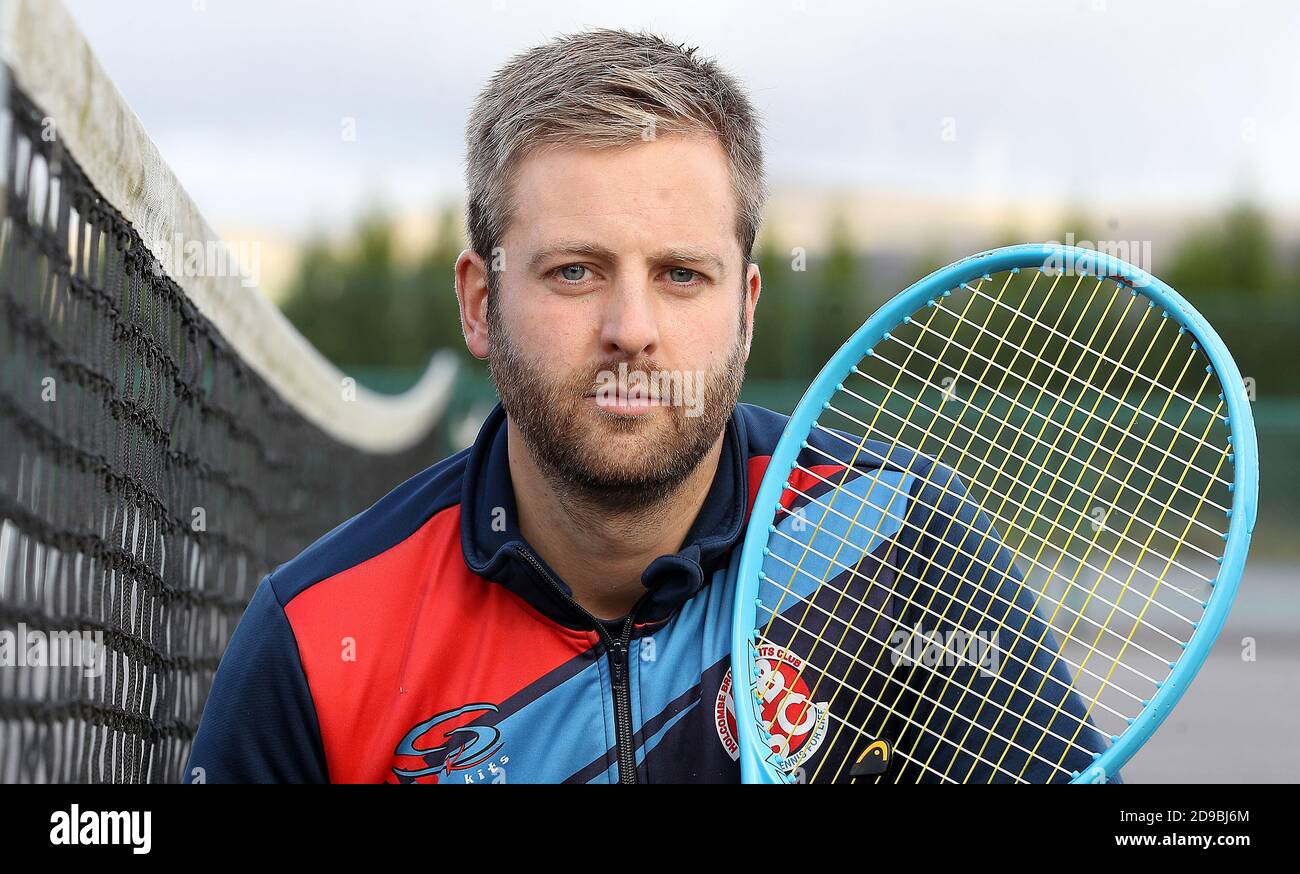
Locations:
716;645;829;775
390;703;505;783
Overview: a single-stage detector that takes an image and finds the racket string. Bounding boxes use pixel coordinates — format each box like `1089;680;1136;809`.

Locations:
770;476;1189;667
840;359;1230;530
889;304;1232;509
801;432;1212;616
894;310;1216;780
837;294;1226;581
753;276;1010;735
757;592;1092;781
871;291;1222;782
764;269;1104;780
819;393;1224;573
841;274;1168;783
756;274;1024;760
962;284;1223;423
747;266;1232;783
909;283;1223;781
760;531;1153;711
777;270;1102;783
1031;404;1228;780
756;609;1079;782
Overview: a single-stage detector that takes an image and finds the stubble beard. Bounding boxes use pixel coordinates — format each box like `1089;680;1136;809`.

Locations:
486;290;747;516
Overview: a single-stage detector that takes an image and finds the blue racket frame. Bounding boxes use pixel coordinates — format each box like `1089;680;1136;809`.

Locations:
731;243;1259;784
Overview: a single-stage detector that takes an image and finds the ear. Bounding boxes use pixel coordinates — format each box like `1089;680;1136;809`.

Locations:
742;261;762;359
455;248;492;360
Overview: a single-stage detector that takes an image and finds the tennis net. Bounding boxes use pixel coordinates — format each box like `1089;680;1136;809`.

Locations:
0;0;457;782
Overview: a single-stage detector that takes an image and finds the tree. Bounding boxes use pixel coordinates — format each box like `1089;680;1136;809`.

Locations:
409;206;472;360
806;211;865;374
750;229;798;379
1166;201;1275;297
281;207;470;374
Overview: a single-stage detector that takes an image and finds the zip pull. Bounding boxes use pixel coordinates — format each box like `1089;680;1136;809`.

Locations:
609;641;628;687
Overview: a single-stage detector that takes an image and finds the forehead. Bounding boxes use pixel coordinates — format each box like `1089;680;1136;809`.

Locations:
505;134;740;259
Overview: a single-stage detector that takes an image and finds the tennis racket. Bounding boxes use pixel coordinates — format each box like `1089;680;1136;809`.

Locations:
731;243;1257;784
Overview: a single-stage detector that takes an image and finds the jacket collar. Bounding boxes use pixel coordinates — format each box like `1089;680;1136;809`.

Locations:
460;403;749;630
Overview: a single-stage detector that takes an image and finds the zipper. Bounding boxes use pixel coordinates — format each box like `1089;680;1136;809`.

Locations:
607;615;639;785
516;545;642;784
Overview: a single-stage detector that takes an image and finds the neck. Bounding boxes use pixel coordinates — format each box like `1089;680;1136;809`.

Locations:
508;420;725;622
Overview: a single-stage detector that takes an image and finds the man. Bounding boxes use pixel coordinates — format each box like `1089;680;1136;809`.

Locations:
186;28;1107;783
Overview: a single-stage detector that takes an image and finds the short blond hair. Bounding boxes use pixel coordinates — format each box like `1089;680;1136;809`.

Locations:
464;27;767;275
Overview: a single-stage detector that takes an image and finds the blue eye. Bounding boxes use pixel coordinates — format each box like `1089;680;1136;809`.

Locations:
668;268;697;284
558;265;587;282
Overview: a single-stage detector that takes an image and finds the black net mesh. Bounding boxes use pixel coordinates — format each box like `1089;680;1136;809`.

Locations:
0;80;449;783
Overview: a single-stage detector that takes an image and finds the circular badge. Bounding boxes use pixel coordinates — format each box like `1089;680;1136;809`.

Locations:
715;644;829;772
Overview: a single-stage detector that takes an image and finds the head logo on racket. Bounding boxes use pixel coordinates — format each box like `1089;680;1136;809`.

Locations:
849;739;893;780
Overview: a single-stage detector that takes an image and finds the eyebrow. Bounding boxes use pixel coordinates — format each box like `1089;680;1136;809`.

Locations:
526;239;727;276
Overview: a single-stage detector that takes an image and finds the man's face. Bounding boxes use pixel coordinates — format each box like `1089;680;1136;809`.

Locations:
485;133;759;509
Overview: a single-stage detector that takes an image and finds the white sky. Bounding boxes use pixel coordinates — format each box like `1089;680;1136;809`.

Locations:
64;0;1300;238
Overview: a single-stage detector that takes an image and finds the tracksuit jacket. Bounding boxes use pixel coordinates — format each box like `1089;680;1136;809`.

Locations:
186;402;1112;784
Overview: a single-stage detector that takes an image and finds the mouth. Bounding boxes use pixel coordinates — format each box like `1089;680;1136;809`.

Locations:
583;390;668;417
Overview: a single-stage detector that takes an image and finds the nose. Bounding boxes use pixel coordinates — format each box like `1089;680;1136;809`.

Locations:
598;282;659;361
